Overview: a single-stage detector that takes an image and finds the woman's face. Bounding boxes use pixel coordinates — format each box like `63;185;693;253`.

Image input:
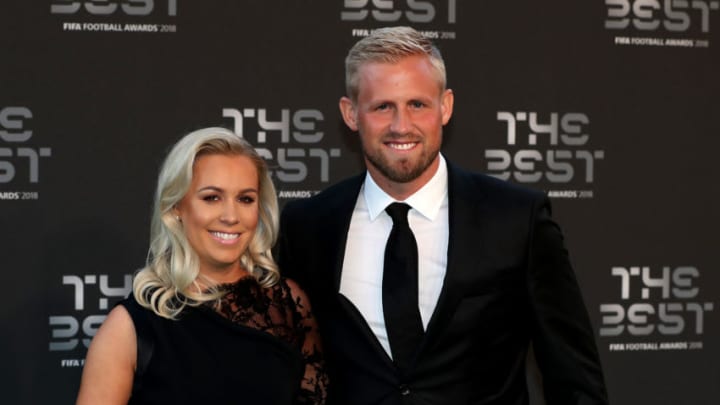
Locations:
175;153;259;282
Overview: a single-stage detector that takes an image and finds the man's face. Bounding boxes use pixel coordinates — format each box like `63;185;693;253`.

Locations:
340;54;453;194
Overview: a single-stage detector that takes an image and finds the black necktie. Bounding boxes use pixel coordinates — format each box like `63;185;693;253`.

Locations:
383;202;424;372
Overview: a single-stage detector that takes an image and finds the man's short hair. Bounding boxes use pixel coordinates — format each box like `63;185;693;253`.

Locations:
344;26;447;101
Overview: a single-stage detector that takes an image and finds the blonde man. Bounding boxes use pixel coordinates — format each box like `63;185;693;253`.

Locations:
279;27;607;404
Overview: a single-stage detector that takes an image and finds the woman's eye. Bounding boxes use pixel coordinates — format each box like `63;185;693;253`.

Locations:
202;195;220;202
239;196;256;204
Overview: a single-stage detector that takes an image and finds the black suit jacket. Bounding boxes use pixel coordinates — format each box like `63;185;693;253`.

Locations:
278;162;607;405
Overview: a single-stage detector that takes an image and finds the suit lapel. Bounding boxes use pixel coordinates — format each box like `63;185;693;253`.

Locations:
319;174;364;292
421;163;487;351
322;174;397;368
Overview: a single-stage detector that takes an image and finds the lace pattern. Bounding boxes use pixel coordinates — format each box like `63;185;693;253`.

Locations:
209;277;328;404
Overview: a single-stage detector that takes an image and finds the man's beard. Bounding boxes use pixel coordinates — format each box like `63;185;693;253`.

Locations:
363;139;440;183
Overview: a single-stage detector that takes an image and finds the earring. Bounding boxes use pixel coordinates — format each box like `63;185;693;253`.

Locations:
176;215;182;222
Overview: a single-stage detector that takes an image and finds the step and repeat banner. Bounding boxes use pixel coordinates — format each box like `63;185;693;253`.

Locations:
1;1;718;404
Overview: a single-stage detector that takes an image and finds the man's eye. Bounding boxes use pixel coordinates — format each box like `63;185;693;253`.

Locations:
376;103;389;111
410;101;425;108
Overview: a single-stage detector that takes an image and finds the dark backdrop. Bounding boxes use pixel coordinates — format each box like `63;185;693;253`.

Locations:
1;1;718;403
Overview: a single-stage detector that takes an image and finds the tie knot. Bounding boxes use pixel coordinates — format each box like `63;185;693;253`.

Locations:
385;202;411;224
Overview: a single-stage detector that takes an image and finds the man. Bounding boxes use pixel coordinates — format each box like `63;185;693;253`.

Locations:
279;26;607;404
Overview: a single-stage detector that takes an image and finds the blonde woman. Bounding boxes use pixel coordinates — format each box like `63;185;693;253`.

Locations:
77;128;327;404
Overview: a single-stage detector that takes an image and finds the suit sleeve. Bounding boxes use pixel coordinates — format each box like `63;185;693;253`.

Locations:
277;203;298;282
526;196;609;404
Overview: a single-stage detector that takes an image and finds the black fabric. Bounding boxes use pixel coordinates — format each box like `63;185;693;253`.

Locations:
278;163;608;405
382;202;424;375
118;297;154;396
119;277;328;405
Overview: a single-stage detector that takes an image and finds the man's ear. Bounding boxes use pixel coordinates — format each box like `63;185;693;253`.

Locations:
440;89;454;125
339;96;359;131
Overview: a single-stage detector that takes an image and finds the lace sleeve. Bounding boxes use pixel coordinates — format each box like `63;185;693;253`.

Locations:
286;278;329;405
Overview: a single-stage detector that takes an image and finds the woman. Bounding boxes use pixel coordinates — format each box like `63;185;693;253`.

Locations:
77;127;328;404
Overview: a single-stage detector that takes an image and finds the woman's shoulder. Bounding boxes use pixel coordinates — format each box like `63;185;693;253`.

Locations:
274;276;302;295
104;303;136;332
76;303;136;404
83;303;137;373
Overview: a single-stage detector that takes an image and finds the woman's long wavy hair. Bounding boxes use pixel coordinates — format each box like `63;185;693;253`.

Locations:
133;127;280;319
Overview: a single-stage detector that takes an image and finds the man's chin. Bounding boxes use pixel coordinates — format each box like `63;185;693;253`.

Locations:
379;164;425;183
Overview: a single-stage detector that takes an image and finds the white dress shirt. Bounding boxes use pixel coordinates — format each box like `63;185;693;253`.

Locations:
339;154;449;357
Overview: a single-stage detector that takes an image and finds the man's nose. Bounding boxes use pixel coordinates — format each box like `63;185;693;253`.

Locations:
390;108;412;135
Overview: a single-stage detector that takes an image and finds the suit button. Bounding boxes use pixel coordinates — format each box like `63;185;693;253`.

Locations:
399;384;410;396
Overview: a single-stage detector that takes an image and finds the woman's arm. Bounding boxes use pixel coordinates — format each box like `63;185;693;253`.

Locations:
76;305;137;405
286;278;329;405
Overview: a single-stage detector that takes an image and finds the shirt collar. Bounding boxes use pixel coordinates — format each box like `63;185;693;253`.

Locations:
363;154;448;221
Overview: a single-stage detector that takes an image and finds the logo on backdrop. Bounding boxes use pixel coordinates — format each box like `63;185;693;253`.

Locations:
222;107;342;199
604;0;718;48
48;274;132;367
340;0;458;40
599;266;715;352
0;106;51;201
483;111;605;199
50;0;178;34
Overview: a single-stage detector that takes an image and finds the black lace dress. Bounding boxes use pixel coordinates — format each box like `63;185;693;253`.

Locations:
120;276;328;404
